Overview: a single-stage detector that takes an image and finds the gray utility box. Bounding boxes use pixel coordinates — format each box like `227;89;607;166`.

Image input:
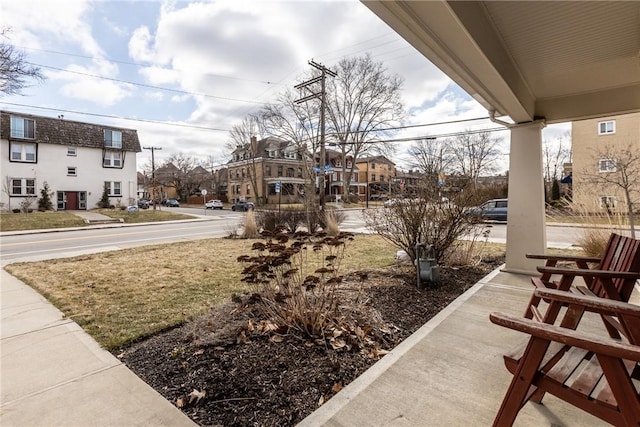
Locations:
415;243;440;288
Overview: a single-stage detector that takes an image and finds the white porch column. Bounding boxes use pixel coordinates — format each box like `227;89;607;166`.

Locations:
504;121;546;274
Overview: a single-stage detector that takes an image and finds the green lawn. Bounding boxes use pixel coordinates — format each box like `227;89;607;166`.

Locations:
1;211;86;232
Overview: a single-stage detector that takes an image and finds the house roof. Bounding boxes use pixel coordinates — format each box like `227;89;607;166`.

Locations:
0;110;142;152
357;155;396;166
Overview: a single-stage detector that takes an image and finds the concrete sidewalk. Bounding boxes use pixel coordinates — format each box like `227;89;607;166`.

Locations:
0;269;196;426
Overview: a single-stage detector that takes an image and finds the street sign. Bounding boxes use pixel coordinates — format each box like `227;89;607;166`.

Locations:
313;166;321;172
324;164;331;170
201;189;207;196
275;181;281;193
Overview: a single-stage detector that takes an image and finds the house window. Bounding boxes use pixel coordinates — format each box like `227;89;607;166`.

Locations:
598;120;616;135
598;158;617;173
10;117;35;139
346;161;352;168
67;147;77;156
242;168;246;178
599;196;617;209
67;167;77;176
284;150;296;160
10;142;36;162
286;168;294;177
380;175;385;182
371;162;376;169
265;165;271;177
277;165;283;177
104;130;122;148
103;151;122;168
269;150;277;158
371;174;376;182
10;178;36;196
105;181;121;196
246;184;251;195
297;168;303;178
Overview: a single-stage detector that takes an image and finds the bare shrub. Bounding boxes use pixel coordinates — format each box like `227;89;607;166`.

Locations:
19;195;36;213
569;200;627;257
323;209;342;236
364;182;482;266
242;210;259;238
447;224;493;266
239;231;370;347
255;209;306;233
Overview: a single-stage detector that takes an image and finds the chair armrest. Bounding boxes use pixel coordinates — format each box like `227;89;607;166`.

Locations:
490;312;640;362
536;266;640;280
535;288;640;318
526;253;601;263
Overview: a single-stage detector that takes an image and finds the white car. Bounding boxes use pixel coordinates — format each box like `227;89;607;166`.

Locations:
205;199;224;210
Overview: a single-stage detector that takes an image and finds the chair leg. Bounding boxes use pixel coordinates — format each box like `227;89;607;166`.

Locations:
493;337;549;426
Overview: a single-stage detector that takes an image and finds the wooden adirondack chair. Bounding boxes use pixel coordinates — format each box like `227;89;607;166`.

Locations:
524;233;640;336
491;288;640;426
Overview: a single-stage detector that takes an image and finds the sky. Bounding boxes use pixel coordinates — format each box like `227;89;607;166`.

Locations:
1;0;570;173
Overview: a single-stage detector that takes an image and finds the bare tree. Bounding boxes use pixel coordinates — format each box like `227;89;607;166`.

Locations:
324;54;405;197
449;131;503;185
543;131;571;183
1;27;44;96
163;153;201;201
2;175;12;211
227;114;264;151
584;143;640;238
407;137;455;184
543;132;571;201
259;89;323;203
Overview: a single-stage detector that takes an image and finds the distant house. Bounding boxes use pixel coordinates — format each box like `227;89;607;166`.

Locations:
227;137;309;205
572;112;640;211
0;110;141;211
356;155;396;201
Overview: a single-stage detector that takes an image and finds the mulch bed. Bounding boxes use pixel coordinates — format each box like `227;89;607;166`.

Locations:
119;258;503;426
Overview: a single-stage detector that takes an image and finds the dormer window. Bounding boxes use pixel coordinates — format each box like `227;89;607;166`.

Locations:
104;130;122;149
268;150;277;158
10;117;35;139
284;150;296;160
346;161;352;168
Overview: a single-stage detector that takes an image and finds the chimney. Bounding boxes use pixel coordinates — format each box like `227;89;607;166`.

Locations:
250;136;257;155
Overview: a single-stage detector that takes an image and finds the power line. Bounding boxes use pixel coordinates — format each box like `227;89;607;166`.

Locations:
30;63;265;105
18;45;281;86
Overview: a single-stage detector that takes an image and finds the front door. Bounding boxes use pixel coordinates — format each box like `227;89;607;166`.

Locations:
66;192;78;210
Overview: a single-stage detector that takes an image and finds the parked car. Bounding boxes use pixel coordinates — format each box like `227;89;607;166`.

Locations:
231;201;255;212
163;198;180;207
205;199;224;210
137;199;150;209
468;198;508;221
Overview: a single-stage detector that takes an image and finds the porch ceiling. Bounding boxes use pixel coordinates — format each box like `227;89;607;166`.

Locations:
363;1;640;123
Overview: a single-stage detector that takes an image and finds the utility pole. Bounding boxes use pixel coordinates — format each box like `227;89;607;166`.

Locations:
294;60;336;210
143;146;162;210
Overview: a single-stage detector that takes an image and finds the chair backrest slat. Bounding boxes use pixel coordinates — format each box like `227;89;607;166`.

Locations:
592;234;640;302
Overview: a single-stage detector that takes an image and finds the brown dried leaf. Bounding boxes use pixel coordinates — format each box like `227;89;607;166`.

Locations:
176;397;185;408
318;395;325;406
193;349;204;356
329;338;346;350
188;388;206;404
332;382;343;393
270;334;284;343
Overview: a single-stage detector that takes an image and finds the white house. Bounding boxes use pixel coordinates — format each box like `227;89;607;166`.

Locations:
1;110;141;211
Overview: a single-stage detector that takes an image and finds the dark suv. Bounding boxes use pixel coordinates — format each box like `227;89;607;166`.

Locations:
475;198;508;221
231;201;255;212
163;198;180;207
